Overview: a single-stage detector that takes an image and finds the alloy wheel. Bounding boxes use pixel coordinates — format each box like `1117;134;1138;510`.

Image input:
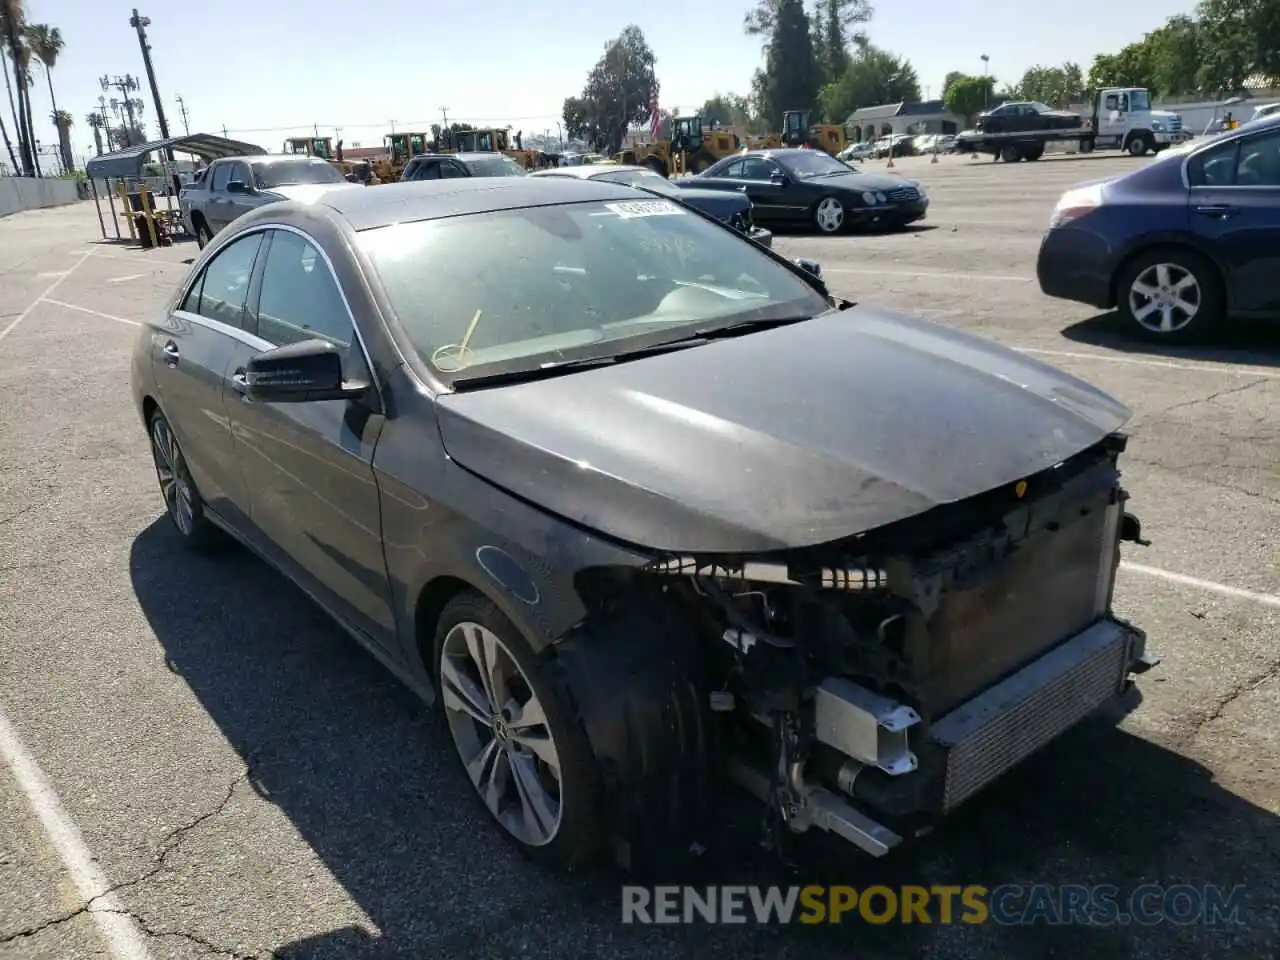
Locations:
1128;262;1201;334
150;416;195;536
440;620;563;847
815;197;844;233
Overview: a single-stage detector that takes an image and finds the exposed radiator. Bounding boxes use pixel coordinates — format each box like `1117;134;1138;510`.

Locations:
929;618;1138;812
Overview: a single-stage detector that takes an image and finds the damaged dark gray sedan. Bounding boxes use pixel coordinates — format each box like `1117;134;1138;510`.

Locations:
130;176;1158;871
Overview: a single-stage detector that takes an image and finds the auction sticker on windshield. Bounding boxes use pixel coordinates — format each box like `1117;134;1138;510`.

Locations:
605;199;687;219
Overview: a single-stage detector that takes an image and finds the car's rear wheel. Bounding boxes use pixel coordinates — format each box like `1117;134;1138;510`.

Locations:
1024;143;1045;161
1000;144;1021;163
812;196;845;233
434;592;604;869
147;409;221;549
1116;249;1222;342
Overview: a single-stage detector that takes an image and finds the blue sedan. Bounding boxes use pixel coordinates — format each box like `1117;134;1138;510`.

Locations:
1037;114;1280;341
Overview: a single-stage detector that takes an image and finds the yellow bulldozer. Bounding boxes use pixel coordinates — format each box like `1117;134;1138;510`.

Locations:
281;136;369;180
779;109;848;155
443;127;540;170
372;131;432;182
612;115;740;178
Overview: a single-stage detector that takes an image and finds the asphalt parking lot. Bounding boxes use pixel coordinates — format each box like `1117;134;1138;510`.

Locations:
1;153;1277;960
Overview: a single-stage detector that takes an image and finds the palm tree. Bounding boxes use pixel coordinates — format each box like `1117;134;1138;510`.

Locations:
0;34;30;174
24;23;67;170
0;0;32;175
86;110;104;156
51;107;70;174
14;37;38;175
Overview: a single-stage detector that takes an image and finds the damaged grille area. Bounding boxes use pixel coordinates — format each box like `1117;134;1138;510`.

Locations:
930;619;1136;810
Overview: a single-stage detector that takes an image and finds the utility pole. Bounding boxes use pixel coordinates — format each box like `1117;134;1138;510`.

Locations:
389;120;396;134
440;106;449;129
175;95;190;135
222;125;228;138
129;10;181;196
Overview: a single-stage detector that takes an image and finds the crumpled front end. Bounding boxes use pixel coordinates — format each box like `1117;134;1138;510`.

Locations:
638;431;1156;857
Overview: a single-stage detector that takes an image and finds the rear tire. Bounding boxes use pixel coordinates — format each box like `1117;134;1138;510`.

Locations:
433;592;605;870
193;217;213;249
1080;137;1095;154
1024;143;1045;161
1115;248;1222;343
1000;144;1021;163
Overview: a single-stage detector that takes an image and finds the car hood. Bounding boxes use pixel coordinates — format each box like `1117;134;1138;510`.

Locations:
804;171;914;191
261;183;364;203
435;306;1131;554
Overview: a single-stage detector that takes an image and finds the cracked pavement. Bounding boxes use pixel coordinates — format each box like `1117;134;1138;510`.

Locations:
1;155;1278;959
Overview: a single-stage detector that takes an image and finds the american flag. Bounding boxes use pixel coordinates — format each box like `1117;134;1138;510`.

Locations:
649;91;661;140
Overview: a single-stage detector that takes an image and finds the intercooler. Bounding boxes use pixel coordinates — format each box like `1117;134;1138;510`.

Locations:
928;617;1142;811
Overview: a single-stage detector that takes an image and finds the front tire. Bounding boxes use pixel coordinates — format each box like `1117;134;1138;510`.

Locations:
1126;133;1152;157
434;592;604;870
1115;249;1222;343
147;409;221;549
812;196;845;234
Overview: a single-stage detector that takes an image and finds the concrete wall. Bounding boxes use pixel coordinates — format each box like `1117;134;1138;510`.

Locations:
0;177;83;218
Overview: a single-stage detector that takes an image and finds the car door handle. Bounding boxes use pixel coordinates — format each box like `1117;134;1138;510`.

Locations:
1194;204;1238;219
230;368;249;395
162;340;179;365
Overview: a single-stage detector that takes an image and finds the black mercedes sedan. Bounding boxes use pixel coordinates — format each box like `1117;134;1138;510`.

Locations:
130;175;1153;873
677;147;928;233
530;162;773;247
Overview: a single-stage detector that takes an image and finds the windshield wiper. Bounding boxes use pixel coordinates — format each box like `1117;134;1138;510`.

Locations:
692;309;838;338
450;338;708;390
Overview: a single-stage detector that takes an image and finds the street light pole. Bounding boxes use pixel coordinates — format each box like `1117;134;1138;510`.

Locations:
129;10;182;196
980;54;990;109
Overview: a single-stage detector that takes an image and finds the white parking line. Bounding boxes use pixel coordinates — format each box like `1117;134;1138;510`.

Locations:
0;252;91;345
0;709;154;960
1018;347;1280;379
85;250;186;269
40;299;142;328
1122;561;1280;609
106;274;144;285
823;266;1031;283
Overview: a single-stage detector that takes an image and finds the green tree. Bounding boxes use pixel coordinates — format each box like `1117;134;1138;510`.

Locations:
941;70;965;99
1145;15;1203;96
1194;0;1277;95
562;25;658;153
24;23;66;169
701;93;755;128
1087;42;1157;95
818;0;852;87
764;0;820;126
1014;63;1084;106
86;110;105;156
944;74;996;124
819;42;920;123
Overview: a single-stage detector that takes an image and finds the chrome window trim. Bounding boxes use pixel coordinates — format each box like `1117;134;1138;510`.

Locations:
173;222;386;410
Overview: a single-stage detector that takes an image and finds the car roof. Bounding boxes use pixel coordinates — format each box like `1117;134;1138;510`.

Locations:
219;154;328;164
533;164;649;178
732;148;832;160
409;151;512;163
318;176;643;230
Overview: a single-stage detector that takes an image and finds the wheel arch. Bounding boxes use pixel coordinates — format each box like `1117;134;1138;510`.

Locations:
1109;236;1231;311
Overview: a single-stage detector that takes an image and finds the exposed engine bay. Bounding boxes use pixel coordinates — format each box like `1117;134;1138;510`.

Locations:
621;430;1158;859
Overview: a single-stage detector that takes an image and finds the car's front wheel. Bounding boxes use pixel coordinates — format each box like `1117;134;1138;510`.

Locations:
812;196;845;233
434;592;603;869
1116;249;1222;342
147;409;221;548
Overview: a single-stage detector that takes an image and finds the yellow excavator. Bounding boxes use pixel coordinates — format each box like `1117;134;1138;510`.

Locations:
779;110;848;155
612;115;739;178
442;127;540;170
281;136;368;180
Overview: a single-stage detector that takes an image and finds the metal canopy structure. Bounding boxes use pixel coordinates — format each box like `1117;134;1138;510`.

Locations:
86;133;267;179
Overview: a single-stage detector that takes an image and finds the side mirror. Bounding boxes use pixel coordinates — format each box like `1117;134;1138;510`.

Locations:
794;258;822;279
241;339;369;403
226;180;251;194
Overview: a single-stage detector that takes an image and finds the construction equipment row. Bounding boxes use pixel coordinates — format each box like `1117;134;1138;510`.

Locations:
278;108;851;184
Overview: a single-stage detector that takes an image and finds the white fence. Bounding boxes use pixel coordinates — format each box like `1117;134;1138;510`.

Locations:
0;176;84;218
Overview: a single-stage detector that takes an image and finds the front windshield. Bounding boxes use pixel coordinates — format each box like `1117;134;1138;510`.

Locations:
1129;90;1151;112
253;160;343;188
778;150;850;178
594;168;679;197
1027;101;1054;114
360;198;829;384
468;156;527;177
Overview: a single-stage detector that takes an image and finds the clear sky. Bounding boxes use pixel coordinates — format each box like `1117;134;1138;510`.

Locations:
19;0;1194;164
